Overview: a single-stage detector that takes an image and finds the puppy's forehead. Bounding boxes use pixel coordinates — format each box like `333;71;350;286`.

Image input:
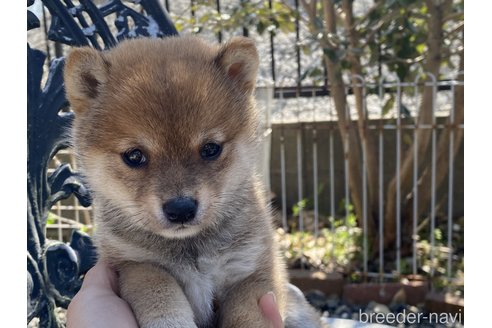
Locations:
102;67;234;144
88;36;254;150
106;36;219;83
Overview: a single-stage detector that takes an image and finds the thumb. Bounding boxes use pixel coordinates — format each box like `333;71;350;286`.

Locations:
80;260;119;295
259;292;284;328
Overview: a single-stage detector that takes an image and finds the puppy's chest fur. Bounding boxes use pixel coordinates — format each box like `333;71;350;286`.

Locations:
173;246;261;327
99;222;265;327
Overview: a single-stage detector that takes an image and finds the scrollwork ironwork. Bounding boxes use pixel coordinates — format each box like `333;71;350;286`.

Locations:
27;0;177;326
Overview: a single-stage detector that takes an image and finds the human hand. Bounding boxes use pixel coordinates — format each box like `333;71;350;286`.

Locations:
67;261;284;328
258;292;284;328
67;261;138;328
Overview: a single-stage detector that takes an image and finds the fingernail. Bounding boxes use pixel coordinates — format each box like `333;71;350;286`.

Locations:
267;291;277;304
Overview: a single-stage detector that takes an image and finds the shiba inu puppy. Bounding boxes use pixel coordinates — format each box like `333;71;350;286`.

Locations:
64;35;323;328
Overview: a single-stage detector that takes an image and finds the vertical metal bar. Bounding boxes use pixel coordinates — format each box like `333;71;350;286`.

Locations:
294;0;301;94
312;89;319;237
297;128;304;232
447;82;456;279
279;88;288;231
329;97;336;262
329;131;335;225
396;78;402;275
215;0;222;43
344;139;350;224
313;132;319;237
412;76;420;276
378;78;385;282
268;0;276;82
190;0;196;25
323;59;329;91
240;0;249;36
280;136;287;230
295;94;305;270
294;0;302;235
428;73;437;279
355;75;368;276
344;87;350;224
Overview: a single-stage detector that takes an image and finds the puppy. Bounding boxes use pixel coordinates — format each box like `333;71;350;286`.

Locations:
64;35;323;328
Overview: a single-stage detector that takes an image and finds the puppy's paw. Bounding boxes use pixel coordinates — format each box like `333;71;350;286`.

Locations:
139;317;198;328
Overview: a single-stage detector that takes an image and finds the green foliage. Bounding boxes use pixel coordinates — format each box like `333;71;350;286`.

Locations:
277;220;362;273
46;212;92;235
285;196;462;293
172;0;463;84
171;0;295;36
414;238;464;295
280;201;362;273
382;95;395;117
46;212;57;225
292;199;308;217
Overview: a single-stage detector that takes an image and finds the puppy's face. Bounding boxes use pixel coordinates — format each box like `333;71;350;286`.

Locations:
64;36;260;238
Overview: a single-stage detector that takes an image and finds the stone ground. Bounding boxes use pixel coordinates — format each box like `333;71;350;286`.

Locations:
308;290;464;328
28;291;464;328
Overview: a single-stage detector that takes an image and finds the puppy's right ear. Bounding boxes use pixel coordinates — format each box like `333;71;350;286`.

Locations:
214;37;259;94
64;47;110;115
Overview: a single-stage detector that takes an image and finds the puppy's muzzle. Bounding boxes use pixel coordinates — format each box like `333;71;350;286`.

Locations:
163;197;198;224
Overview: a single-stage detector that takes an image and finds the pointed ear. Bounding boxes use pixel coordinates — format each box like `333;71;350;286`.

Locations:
215;37;259;94
63;47;110;114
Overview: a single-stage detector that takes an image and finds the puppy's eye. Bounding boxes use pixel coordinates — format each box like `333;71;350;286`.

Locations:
200;143;222;160
122;149;147;168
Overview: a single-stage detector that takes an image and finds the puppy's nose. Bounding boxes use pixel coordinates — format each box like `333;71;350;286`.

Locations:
163;197;198;223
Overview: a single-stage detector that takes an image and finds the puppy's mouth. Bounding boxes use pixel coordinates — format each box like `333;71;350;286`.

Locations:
156;219;203;239
172;221;199;229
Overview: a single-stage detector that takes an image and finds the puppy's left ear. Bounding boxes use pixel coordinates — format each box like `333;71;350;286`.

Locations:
215;37;259;94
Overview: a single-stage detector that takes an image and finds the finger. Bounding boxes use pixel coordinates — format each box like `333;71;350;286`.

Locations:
81;260;119;295
259;292;284;328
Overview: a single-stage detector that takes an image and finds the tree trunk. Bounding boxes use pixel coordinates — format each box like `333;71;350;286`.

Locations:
383;0;452;249
402;49;464;238
317;0;376;237
341;0;379;238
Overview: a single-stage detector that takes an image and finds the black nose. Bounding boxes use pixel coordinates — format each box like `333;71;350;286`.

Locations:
163;197;198;223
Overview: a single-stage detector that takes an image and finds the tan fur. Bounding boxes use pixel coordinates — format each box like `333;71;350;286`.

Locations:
65;35;322;328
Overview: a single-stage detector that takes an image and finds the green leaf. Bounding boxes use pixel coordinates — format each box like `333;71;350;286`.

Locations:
292;199;308;217
434;228;442;241
340;59;352;70
323;48;338;62
46;212;57;225
416;43;426;55
382;95;395;116
400;104;412;118
257;20;266;34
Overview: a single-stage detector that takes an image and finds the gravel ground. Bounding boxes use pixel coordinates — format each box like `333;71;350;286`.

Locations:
28;293;464;328
306;290;464;328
